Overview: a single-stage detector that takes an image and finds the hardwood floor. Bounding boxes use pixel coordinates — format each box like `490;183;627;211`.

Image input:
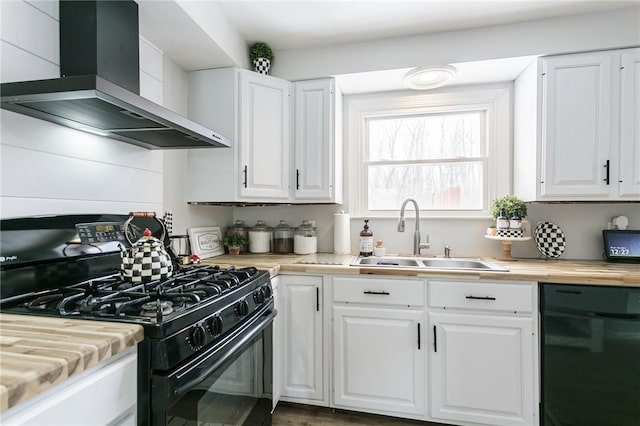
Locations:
272;402;444;426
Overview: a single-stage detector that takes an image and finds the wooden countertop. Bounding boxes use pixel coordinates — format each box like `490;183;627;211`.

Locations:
0;314;143;413
203;253;640;286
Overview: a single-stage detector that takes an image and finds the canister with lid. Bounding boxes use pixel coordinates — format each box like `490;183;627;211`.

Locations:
225;220;249;253
249;220;272;253
272;220;294;254
294;220;317;255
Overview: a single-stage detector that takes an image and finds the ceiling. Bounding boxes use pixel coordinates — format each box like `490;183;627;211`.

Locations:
138;0;638;94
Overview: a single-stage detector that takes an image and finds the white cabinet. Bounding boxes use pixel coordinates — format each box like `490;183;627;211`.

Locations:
332;276;425;419
271;275;282;411
0;347;138;425
619;50;640;198
514;47;640;201
292;79;343;203
428;280;537;426
187;68;291;202
280;274;328;405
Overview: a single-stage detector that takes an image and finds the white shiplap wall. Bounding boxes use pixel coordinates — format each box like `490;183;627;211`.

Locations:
0;0;164;219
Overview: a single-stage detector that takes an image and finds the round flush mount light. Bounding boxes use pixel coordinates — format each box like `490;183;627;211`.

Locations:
404;65;457;90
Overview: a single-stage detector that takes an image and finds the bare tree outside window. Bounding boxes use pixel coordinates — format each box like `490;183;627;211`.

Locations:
366;111;485;211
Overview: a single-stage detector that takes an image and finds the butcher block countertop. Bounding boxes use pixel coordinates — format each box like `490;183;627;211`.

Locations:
204;253;640;286
0;314;143;413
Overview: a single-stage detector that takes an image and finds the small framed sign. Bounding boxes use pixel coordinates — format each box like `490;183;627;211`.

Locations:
188;226;224;259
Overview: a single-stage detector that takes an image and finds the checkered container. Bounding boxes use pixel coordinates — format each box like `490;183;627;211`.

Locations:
121;228;173;283
253;58;271;75
534;221;567;259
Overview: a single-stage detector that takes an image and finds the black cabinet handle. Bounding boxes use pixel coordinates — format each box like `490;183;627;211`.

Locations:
465;295;496;301
363;290;390;295
316;287;319;312
296;169;300;190
604;160;610;185
433;325;437;352
243;165;248;188
417;323;421;350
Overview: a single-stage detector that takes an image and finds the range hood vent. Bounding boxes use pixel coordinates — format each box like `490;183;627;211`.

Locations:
0;0;230;149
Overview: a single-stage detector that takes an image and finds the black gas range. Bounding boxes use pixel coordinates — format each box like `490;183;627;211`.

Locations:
0;214;275;425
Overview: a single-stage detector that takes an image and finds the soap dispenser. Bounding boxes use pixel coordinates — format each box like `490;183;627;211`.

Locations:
359;219;373;257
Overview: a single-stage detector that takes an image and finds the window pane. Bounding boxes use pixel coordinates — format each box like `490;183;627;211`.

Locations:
367;162;484;210
367;112;483;161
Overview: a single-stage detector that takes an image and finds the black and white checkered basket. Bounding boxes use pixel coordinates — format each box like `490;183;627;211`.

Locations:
253;58;271;75
534;222;566;259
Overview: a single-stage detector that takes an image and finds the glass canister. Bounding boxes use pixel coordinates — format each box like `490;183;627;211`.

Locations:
294;220;317;255
225;220;249;253
272;220;294;254
249;220;272;253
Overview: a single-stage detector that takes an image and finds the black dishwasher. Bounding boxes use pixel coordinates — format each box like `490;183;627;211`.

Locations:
541;284;640;426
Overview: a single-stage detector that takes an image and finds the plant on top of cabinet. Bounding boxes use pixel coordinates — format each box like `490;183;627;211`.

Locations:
249;42;274;75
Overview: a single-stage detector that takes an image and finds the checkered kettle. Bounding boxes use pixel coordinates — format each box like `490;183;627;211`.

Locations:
120;227;173;283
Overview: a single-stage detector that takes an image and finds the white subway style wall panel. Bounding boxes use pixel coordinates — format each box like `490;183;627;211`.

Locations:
0;40;59;83
0;0;59;65
24;0;59;20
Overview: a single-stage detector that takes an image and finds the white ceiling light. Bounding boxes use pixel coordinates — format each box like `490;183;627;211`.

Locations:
404;65;457;90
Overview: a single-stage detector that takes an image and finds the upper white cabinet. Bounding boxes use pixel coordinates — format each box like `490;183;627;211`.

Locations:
619;50;640;198
187;68;291;202
514;47;640;201
292;79;343;203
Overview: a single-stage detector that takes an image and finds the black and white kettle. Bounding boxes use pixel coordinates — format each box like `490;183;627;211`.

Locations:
120;212;173;283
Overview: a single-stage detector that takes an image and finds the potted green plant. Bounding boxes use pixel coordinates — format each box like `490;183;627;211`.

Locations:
249;42;274;75
490;195;527;219
224;234;248;255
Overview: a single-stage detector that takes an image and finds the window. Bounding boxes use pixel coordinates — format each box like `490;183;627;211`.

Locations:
346;86;511;218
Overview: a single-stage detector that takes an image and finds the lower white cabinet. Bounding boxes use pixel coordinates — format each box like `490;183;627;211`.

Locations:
333;305;425;417
0;346;138;426
429;313;535;426
332;276;426;419
280;274;328;405
428;279;537;426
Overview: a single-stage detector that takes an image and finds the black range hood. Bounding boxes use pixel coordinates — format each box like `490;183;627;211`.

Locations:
0;0;230;150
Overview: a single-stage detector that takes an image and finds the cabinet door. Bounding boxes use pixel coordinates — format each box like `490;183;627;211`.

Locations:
280;275;325;402
540;53;614;199
619;49;640;198
429;312;535;426
333;305;425;416
294;79;335;201
271;276;282;411
239;72;291;200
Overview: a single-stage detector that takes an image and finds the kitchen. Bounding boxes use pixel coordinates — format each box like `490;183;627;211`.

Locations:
1;1;639;425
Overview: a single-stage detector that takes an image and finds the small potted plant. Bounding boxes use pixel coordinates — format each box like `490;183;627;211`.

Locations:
249;42;274;75
224;234;248;255
490;195;527;220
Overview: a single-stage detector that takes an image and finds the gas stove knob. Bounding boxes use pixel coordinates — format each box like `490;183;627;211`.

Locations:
253;289;265;304
261;285;272;299
207;314;223;337
235;300;249;317
187;325;207;350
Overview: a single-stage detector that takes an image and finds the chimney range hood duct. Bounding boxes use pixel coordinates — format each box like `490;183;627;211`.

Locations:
0;0;230;149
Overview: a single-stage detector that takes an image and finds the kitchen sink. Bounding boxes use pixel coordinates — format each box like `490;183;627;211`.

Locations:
351;256;508;272
354;257;421;267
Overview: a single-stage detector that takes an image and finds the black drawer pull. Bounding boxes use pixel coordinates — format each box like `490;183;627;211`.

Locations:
363;290;390;295
433;325;437;352
465;295;496;301
417;323;421;350
316;287;320;312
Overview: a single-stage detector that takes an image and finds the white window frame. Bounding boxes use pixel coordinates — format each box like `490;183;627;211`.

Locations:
345;84;512;218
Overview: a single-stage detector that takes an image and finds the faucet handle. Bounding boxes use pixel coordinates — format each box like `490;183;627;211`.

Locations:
418;242;430;253
444;245;451;258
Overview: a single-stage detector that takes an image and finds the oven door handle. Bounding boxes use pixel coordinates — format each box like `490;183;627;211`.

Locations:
170;306;276;401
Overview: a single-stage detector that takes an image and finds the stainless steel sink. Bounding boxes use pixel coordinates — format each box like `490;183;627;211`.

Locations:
354;257;421;267
351;256;508;271
419;258;508;271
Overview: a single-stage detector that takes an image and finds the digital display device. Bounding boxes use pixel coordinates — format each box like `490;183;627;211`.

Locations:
76;222;125;244
602;230;640;263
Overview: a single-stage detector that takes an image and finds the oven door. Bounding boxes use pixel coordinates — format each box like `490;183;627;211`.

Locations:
152;302;276;425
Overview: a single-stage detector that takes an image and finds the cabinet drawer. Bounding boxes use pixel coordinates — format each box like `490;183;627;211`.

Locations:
429;280;534;313
333;277;424;306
